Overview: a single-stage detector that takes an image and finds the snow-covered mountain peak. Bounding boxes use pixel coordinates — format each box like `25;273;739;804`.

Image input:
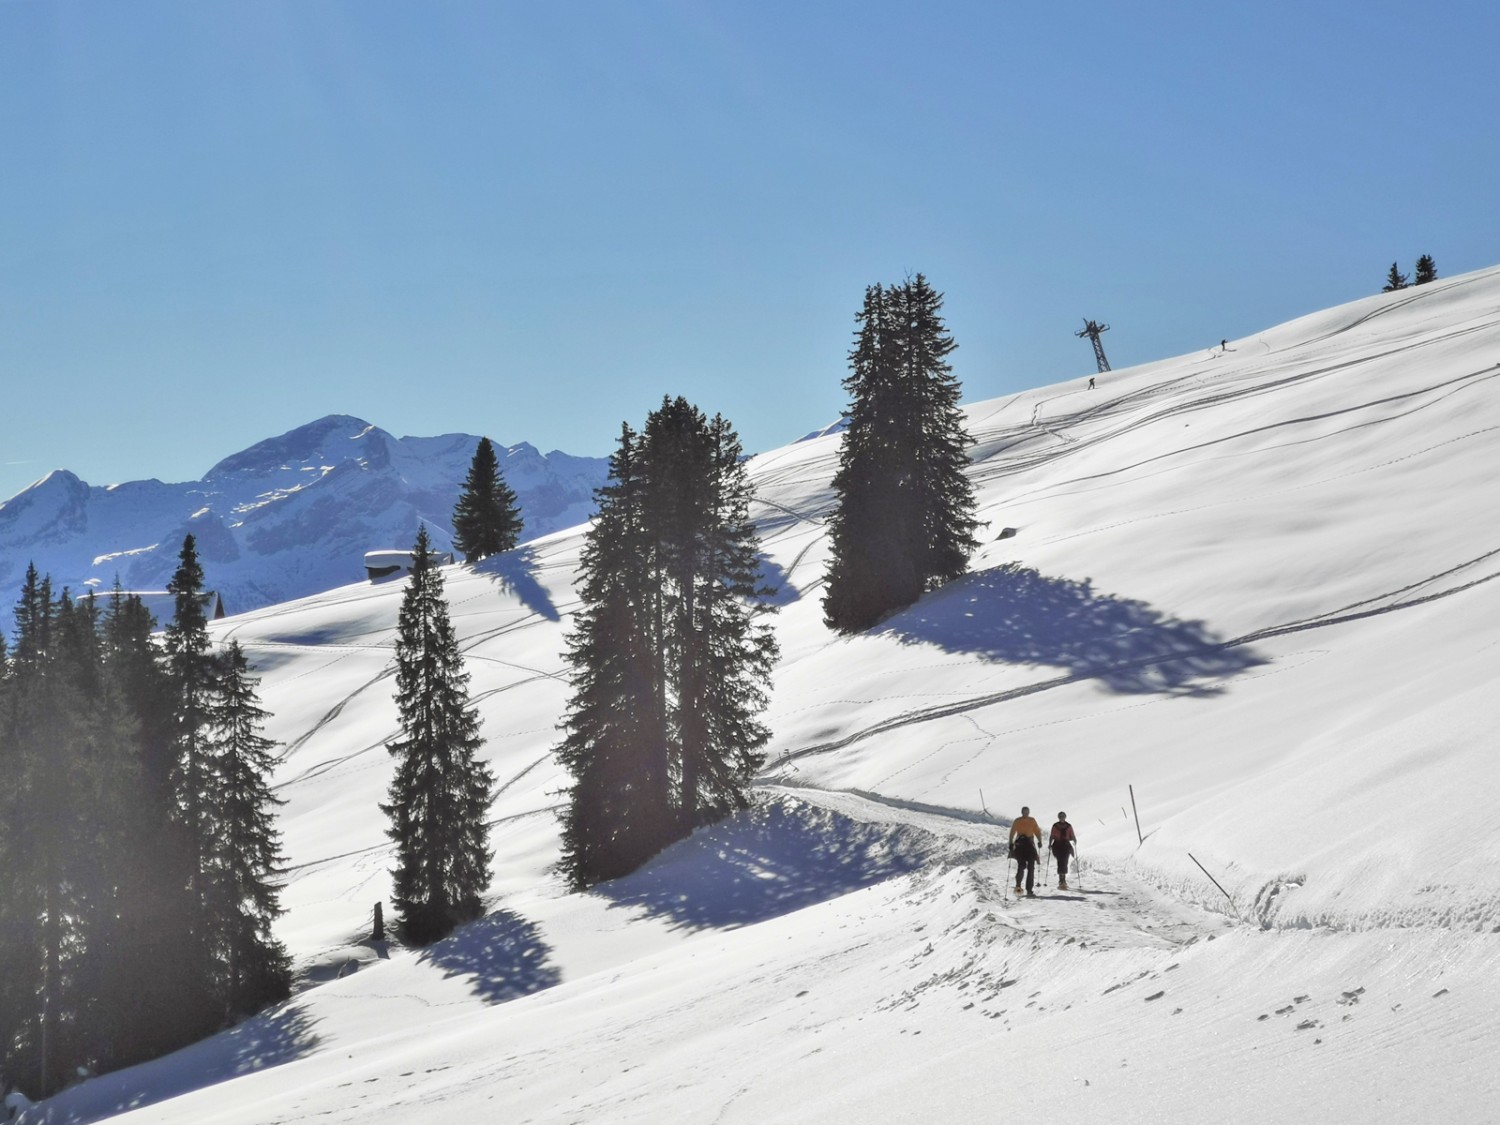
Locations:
204;414;397;482
0;418;608;625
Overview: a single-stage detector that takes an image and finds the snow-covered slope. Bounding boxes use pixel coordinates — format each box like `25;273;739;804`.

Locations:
0;415;608;623
23;269;1500;1123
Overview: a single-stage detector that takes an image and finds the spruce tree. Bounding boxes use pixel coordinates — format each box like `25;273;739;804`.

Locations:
1414;254;1437;285
3;571;93;1094
1383;262;1409;292
557;424;672;884
54;591;134;1074
206;641;292;1015
896;276;981;588
557;400;778;888
0;566;60;1093
0;576;141;1093
381;525;494;944
162;535;225;1039
452;436;523;563
675;411;778;827
99;584;204;1066
823;276;979;634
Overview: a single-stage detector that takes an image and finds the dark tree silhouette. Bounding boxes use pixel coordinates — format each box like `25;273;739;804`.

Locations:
823;276;979;633
382;526;494;944
452;437;523;563
557;400;778;888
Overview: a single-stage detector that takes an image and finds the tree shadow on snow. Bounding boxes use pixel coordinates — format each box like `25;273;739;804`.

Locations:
595;799;928;931
878;563;1265;695
474;546;560;622
753;552;799;608
42;1003;323;1125
416;909;561;1005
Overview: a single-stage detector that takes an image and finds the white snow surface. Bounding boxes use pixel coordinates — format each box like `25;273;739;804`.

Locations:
21;270;1500;1123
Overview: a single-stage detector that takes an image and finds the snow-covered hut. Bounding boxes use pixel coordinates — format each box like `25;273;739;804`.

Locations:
365;549;454;581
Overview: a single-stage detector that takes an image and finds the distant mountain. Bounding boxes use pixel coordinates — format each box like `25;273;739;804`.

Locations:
0;414;609;624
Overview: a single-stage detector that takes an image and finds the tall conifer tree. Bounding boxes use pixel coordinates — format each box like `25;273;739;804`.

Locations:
557;425;671;883
381;526;494;945
557;399;777;888
162;535;225;1039
99;584;204;1066
0;566;61;1093
1414;254;1437;285
207;641;292;1015
1383;262;1409;292
823;275;979;634
452;437;523;563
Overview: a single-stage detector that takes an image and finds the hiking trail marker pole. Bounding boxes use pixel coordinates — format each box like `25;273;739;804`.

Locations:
1129;784;1144;846
981;789;1012;902
1187;852;1238;917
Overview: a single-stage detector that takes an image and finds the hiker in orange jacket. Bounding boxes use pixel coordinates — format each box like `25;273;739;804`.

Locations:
1050;812;1077;890
1009;806;1043;896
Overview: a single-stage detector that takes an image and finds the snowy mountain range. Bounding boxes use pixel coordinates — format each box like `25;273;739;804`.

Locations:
0;415;608;624
15;268;1500;1123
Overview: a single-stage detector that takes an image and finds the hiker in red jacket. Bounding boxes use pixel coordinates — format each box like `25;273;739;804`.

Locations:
1050;812;1077;890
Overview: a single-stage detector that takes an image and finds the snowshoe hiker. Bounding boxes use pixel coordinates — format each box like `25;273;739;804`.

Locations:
1050;812;1077;890
1009;806;1043;896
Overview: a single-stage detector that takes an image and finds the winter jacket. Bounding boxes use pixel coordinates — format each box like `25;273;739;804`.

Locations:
1009;815;1042;845
1050;822;1076;854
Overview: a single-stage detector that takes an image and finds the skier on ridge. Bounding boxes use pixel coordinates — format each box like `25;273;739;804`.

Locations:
1009;806;1043;897
1050;811;1077;890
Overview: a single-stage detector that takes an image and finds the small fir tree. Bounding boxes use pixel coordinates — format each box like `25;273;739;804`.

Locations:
452;437;523;563
1414;254;1437;285
1382;262;1409;292
381;526;494;944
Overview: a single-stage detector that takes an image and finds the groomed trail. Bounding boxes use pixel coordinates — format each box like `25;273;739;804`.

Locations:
766;784;1234;954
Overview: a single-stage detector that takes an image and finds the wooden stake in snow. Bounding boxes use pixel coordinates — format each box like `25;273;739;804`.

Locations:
1188;852;1238;915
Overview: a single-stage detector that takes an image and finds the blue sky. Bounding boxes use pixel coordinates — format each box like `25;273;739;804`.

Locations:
3;1;1497;501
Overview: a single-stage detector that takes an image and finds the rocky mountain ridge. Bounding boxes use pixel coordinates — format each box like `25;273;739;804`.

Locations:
0;414;609;624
